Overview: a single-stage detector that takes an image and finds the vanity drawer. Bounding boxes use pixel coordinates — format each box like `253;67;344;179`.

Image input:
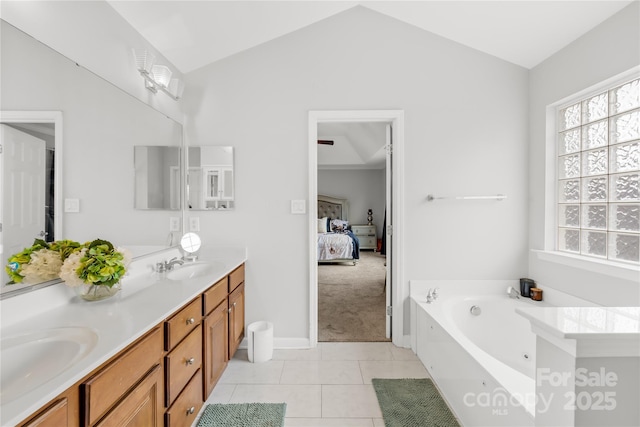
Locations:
203;277;227;315
165;324;202;406
165;370;203;427
228;264;244;293
165;297;202;351
82;327;163;426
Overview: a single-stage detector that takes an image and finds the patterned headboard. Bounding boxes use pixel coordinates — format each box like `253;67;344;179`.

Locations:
318;195;349;221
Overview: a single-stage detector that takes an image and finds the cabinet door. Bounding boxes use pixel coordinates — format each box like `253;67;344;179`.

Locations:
83;328;163;426
228;282;245;359
203;300;228;397
21;398;68;427
95;364;163;427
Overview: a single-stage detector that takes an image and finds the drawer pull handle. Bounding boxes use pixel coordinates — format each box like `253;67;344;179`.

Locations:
186;317;196;325
228;307;232;313
186;357;195;365
233;302;237;307
187;406;195;415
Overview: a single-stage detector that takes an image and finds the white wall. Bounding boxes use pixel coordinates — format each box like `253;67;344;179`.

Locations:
0;0;183;122
318;169;386;237
183;6;529;341
528;2;640;306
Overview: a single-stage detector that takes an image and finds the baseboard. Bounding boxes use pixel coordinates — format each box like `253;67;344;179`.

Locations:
238;337;312;350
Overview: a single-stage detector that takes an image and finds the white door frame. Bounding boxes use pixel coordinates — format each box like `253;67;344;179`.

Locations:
308;110;405;348
0;111;63;241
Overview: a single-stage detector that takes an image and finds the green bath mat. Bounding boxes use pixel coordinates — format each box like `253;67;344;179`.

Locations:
196;403;286;427
372;378;460;427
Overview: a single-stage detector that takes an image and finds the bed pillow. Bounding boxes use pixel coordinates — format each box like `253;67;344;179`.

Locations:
317;217;329;233
330;219;349;232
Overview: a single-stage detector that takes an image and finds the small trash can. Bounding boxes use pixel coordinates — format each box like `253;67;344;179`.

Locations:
247;321;273;363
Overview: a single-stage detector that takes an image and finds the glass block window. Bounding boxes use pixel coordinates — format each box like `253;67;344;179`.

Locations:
557;78;640;264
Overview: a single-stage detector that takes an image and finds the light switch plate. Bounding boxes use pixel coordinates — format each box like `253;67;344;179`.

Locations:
64;198;80;213
189;217;200;231
291;200;306;214
169;217;180;232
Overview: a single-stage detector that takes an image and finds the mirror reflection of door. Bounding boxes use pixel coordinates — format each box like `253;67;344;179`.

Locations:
1;124;47;285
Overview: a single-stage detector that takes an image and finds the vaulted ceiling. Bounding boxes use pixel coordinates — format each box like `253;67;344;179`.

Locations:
108;1;633;73
107;1;635;169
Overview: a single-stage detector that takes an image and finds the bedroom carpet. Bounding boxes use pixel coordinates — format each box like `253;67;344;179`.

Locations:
318;251;388;342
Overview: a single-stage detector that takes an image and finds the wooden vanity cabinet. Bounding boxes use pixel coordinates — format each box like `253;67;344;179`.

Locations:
17;262;246;427
94;365;163;427
202;279;229;397
81;327;163;427
228;282;245;359
19;387;79;427
164;297;203;427
227;264;245;359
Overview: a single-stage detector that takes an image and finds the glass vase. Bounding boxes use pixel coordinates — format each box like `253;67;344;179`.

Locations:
74;282;121;301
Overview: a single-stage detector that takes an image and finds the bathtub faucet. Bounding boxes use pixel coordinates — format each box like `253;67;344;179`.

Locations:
506;286;520;299
426;288;439;303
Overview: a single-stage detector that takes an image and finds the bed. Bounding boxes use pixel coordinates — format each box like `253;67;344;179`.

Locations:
317;195;360;265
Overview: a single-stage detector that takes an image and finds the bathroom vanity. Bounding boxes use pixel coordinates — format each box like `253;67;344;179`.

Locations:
1;248;247;427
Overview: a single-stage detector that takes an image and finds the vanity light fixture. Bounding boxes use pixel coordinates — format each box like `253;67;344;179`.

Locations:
132;48;184;100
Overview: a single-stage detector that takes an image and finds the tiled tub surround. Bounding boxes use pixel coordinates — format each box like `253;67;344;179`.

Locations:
410;280;640;427
0;247;247;426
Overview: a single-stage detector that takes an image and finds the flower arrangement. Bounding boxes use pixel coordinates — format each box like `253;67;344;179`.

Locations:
5;239;80;285
59;239;132;288
6;238;131;300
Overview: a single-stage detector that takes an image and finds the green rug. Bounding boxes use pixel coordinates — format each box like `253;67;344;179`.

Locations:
372;378;460;427
196;403;286;427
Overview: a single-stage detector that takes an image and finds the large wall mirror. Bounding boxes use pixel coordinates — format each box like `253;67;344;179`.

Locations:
187;146;235;210
0;20;183;296
134;146;181;210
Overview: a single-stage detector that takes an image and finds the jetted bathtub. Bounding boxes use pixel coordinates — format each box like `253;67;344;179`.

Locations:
410;280;549;427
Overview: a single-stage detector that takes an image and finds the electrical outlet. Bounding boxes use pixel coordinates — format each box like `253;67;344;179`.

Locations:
169;217;180;232
189;217;200;232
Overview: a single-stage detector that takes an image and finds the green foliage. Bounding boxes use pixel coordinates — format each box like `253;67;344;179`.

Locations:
5;239;51;284
77;239;126;287
49;239;83;261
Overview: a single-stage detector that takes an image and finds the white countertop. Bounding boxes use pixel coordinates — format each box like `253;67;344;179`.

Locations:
0;247;247;427
516;306;640;358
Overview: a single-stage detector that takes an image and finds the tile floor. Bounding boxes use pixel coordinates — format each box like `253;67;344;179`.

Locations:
194;342;430;427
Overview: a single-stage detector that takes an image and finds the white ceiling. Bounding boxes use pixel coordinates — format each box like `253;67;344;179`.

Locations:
318;122;388;169
108;0;634;74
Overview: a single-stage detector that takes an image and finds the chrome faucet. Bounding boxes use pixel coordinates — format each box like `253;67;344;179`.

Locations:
156;257;184;273
426;287;439;303
506;286;520;299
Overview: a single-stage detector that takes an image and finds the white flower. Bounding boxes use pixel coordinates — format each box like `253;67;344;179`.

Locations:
59;248;87;287
20;249;62;284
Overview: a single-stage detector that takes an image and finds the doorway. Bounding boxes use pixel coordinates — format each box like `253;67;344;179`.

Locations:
317;121;388;342
0;111;63;292
308;110;405;348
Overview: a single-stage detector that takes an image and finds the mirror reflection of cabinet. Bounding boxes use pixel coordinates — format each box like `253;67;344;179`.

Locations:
188;147;234;210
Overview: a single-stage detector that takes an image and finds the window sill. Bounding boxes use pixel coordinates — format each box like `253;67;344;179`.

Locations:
532;249;639;282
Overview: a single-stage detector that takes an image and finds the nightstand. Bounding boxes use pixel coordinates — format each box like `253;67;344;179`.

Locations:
351;225;377;250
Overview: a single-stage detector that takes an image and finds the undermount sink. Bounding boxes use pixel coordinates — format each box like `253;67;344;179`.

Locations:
0;327;98;404
166;261;224;281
